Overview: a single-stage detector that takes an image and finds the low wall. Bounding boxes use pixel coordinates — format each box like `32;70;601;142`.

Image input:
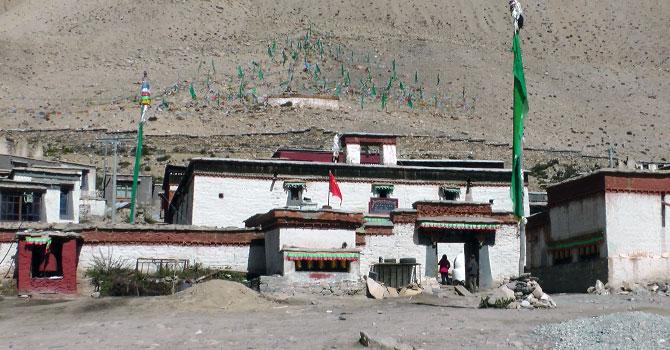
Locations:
267;95;339;110
78;244;257;273
257;275;364;296
530;258;608;293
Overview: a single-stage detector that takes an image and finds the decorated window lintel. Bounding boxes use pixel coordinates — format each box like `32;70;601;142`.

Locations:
439;186;461;200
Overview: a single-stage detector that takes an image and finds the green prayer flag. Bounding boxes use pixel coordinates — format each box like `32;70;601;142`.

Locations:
189;83;196;100
258;67;264;80
381;91;388;109
510;32;529;218
237;66;244;79
414;71;418;84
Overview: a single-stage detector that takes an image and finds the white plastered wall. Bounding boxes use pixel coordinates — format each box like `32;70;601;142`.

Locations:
382;145;397;165
482;224;521;284
188;175;522;228
0;242;16;276
43;184;81;223
605;192;670;285
345;144;361;164
78;244;251;272
359;223;427;277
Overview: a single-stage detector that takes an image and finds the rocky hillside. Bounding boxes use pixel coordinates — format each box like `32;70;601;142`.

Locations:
1;0;668;162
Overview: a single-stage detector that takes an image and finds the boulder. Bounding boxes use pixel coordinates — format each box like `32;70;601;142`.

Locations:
455;285;472;296
366;277;386;300
399;287;422;297
359;331;415;350
386;287;399;298
532;286;544;299
487;286;516;307
520;300;533;309
507;301;520;309
632;284;650;296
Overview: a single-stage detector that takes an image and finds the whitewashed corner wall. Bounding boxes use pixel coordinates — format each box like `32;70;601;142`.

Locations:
0;242;16;276
605;192;670;285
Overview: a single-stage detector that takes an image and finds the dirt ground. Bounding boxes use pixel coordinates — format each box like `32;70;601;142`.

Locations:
1;287;668;349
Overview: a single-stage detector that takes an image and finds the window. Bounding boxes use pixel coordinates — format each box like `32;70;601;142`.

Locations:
283;181;306;207
80;171;89;191
0;191;42;222
439;187;461;201
294;259;350;272
360;144;382;164
59;187;72;220
116;183;132;199
578;244;600;262
552;249;572;265
30;239;63;278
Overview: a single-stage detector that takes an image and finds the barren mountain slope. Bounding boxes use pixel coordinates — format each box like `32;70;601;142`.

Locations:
0;0;668;160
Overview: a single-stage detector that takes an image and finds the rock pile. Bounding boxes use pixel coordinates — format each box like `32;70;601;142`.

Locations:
365;276;422;299
491;273;557;309
588;280;670;296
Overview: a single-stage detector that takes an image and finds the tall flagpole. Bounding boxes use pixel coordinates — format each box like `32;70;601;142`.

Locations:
508;0;529;275
129;71;151;223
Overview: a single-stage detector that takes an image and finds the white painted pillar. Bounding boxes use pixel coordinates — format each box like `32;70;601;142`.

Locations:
345;144;361;164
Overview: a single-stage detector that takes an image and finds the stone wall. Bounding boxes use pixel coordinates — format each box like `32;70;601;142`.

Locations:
530;258;608;293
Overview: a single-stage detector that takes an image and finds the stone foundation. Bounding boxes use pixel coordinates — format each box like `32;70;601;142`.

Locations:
257;275;364;296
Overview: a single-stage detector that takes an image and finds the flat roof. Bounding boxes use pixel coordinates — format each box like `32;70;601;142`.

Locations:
547;169;670;206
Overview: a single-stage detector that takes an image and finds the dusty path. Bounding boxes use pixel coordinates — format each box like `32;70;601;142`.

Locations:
1;292;668;349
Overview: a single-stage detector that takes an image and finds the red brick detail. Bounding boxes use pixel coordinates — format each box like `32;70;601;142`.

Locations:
390;211;418;224
0;231;14;243
17;238;79;294
548;172;670;206
272;149;334;162
245;209;364;230
605;176;670;193
355;234;366;246
413;202;493;217
360;226;394;236
81;229;263;246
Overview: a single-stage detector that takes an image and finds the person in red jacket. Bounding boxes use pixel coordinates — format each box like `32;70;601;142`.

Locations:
438;254;451;285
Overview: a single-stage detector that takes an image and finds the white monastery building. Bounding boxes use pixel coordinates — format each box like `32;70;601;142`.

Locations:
527;169;670;292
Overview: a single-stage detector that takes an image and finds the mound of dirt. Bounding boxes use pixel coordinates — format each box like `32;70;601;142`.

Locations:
168;280;271;311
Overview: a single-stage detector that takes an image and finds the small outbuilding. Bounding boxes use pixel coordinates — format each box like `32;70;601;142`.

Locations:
16;230;81;295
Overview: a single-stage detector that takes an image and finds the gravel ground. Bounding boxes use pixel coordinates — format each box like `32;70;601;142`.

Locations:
535;311;670;350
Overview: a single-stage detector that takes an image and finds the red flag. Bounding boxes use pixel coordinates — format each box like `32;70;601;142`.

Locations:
329;171;342;204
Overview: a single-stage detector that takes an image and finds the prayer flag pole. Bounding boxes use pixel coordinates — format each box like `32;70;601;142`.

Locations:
508;0;529;275
129;71;151;223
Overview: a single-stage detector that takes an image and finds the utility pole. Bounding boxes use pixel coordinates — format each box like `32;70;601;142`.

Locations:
97;136;133;224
